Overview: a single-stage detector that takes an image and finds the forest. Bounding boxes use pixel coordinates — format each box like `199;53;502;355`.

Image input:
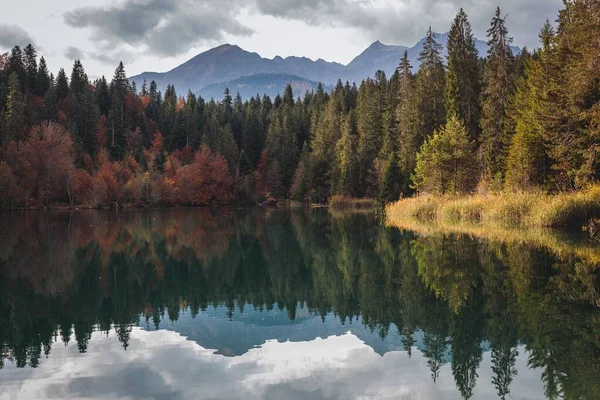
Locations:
0;1;599;208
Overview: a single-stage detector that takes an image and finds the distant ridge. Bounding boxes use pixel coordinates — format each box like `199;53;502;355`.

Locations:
200;73;333;100
130;33;520;99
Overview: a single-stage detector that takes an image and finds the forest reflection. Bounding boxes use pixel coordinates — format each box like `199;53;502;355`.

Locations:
0;209;599;399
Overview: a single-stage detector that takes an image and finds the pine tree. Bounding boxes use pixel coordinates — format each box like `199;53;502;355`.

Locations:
480;7;515;183
56;68;69;101
70;60;88;97
23;44;37;93
42;80;58;122
416;27;446;140
95;76;110;116
357;72;388;197
445;9;481;140
396;51;420;194
34;56;50;97
379;151;402;204
4;73;25;145
412;116;477;195
334;110;360;197
5;46;25;90
108;62;129;158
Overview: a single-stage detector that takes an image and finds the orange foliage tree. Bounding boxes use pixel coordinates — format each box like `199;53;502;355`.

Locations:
175;145;233;205
20;122;75;205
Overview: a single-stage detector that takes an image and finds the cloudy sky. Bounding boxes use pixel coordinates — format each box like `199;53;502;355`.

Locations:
2;328;545;399
0;0;563;79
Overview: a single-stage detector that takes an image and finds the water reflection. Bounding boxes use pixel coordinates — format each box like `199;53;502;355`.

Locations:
0;209;599;399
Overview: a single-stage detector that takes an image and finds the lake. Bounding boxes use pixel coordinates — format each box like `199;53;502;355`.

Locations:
0;209;598;400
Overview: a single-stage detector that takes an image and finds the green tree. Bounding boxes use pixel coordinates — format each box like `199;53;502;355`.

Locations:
56;68;69;101
412;116;477;195
395;51;420;193
34;56;51;97
379;152;402;204
445;9;481;140
480;7;515;183
416;28;446;140
23;44;37;93
4;73;25;145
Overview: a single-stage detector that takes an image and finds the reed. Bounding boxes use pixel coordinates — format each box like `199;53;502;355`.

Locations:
387;186;600;230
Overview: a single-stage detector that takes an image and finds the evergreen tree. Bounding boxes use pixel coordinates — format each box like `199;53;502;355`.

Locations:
42;80;59;122
412;116;477;195
23;44;37;93
70;60;88;97
480;7;515;183
4;73;25;145
34;56;51;97
357;72;388;197
416;27;446;140
379;152;402;204
95;76;110;116
56;68;69;101
445;9;481;140
396;51;420;194
5;46;25;90
334;110;360;197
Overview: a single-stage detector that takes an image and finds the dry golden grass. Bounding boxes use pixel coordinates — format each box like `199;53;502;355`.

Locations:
329;195;378;210
387;186;600;229
385;186;600;264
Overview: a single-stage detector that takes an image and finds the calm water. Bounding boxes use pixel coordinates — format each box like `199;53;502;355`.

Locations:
0;209;599;400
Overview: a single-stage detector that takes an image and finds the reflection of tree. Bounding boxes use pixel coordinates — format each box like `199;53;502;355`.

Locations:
0;208;599;400
413;235;480;313
423;331;448;383
450;288;485;400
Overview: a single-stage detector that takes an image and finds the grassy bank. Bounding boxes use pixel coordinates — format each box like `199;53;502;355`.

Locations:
387;186;600;229
329;196;378;210
385;186;600;264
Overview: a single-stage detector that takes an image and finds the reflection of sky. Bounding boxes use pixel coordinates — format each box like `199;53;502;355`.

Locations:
1;327;545;400
140;306;429;357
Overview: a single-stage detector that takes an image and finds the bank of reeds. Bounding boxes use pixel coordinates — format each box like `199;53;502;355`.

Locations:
329;195;378;210
385;186;600;264
387;186;600;230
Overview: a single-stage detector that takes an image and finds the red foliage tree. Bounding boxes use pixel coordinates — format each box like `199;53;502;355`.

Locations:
20;122;75;205
174;146;233;205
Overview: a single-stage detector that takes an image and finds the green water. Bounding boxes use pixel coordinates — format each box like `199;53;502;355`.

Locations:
0;209;598;399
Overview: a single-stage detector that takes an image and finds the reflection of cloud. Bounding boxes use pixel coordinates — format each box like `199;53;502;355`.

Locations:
2;329;545;400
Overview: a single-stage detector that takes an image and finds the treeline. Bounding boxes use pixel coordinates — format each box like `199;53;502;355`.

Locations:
0;1;599;208
1;210;599;399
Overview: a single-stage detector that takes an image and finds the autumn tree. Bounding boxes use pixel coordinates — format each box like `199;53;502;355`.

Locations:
20;122;75;205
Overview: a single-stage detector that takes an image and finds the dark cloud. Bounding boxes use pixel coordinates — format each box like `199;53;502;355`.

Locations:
0;23;35;49
61;0;562;63
64;0;254;57
254;0;563;49
64;46;85;60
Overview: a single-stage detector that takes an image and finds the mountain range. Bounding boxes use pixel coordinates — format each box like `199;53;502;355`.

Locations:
130;33;520;100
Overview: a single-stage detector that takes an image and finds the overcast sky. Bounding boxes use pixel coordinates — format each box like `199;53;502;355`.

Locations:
0;0;563;79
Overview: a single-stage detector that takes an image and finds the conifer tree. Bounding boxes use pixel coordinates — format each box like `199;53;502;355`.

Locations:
34;56;50;97
4;73;25;145
379;152;402;204
56;68;69;101
445;9;481;140
416;27;446;140
395;51;420;193
334;110;360;197
23;44;37;93
480;7;515;183
412;116;476;195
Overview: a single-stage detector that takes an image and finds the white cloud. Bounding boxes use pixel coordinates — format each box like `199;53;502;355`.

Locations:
1;328;546;400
